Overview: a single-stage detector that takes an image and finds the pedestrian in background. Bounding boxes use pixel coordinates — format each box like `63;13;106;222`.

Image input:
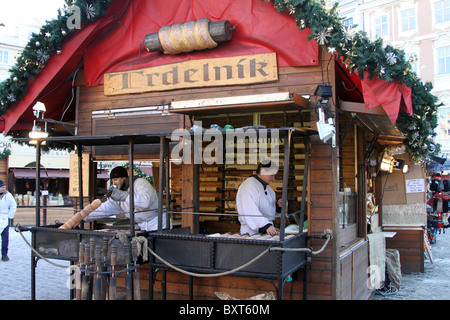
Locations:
0;180;17;261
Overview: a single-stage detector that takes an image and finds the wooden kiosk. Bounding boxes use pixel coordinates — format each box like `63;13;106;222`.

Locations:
5;0;417;300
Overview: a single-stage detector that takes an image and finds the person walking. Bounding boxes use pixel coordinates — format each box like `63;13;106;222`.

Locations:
0;180;17;261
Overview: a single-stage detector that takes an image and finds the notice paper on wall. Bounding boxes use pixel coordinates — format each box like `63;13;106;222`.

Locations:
405;179;425;193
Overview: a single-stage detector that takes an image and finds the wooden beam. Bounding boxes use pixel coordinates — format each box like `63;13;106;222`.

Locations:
169;92;309;115
340;101;387;116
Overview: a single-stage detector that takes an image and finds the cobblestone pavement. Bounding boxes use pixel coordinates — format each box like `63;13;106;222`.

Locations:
0;227;70;300
2;224;450;300
371;227;450;300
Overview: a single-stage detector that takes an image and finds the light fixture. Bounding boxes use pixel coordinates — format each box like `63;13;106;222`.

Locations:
317;107;336;146
380;150;395;173
29;125;49;139
32;102;46;118
394;159;409;173
28;139;47;145
29;101;48;143
314;85;333;104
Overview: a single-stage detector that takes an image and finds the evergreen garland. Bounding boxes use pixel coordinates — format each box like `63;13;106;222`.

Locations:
271;0;441;163
123;162;154;183
0;148;11;159
0;0;441;163
0;0;112;114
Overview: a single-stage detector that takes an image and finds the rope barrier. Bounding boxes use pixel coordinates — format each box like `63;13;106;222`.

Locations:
15;225;69;269
147;246;271;278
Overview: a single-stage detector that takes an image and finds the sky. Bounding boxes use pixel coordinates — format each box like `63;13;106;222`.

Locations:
0;0;66;26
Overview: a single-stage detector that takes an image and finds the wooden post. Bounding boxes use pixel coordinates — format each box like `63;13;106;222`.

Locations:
158;137;165;232
128;137;135;236
181;147;198;234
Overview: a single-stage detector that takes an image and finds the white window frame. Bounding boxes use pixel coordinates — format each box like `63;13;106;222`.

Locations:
400;8;416;33
343;17;354;29
437;45;450;75
433;33;450;92
374;15;389;39
0;50;9;65
433;0;450;30
439;107;450;143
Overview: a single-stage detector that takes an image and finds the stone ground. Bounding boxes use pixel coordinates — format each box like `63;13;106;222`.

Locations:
371;226;450;300
0;227;70;300
2;209;450;300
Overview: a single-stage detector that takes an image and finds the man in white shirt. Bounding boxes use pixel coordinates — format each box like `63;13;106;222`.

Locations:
236;161;282;236
84;166;170;231
0;180;17;261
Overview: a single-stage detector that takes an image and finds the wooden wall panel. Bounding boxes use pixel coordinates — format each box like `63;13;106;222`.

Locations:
385;227;424;273
339;117;356;191
339;241;371;300
308;134;335;299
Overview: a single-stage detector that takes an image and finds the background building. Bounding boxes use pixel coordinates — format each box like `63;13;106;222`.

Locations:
338;0;450;154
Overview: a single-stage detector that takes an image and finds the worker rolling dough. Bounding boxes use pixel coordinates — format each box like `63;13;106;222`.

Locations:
83;166;170;231
236;161;282;236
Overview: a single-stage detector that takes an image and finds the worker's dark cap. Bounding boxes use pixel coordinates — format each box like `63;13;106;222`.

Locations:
110;166;128;179
0;180;5;187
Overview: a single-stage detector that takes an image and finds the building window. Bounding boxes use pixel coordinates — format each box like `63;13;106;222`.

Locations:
435;0;450;24
401;8;416;32
439;108;450;141
375;16;389;37
339;191;357;228
438;46;450;74
0;50;9;64
343;18;353;28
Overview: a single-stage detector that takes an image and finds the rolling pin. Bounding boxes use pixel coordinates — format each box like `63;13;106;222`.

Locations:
59;199;102;229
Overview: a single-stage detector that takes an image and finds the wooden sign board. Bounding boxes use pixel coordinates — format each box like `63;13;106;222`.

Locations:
69;153;90;197
104;53;278;96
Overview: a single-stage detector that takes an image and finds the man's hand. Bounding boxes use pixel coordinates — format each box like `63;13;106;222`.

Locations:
277;198;283;207
266;225;278;236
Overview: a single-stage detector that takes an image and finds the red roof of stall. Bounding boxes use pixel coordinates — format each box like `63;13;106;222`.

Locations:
0;0;412;133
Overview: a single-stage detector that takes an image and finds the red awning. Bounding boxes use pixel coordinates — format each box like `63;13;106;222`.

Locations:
0;0;319;133
97;170;110;179
138;166;153;177
10;168;70;179
0;0;131;133
336;60;413;124
359;71;413;123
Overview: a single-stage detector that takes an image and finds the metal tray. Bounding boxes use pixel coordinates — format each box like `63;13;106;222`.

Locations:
147;228;307;279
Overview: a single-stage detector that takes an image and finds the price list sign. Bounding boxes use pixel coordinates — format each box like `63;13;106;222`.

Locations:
69;153;90;197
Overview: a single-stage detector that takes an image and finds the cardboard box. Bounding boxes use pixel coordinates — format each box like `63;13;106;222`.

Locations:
377;154;426;206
